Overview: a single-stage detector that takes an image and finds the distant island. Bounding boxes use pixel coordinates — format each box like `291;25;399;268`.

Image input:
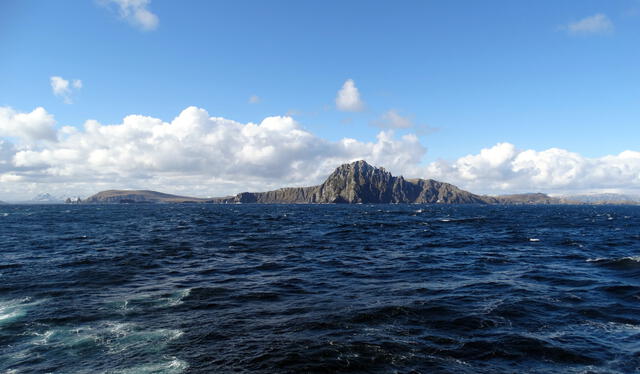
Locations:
76;160;585;205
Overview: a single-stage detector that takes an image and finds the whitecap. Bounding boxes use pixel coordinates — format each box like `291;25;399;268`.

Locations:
166;288;191;307
0;297;42;327
26;321;184;354
31;329;55;345
529;238;540;242
108;357;188;374
119;288;192;312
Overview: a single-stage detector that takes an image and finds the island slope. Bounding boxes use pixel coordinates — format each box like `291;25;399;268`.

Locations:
82;190;225;204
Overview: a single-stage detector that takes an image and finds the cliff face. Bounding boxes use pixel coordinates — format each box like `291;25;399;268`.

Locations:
229;160;492;204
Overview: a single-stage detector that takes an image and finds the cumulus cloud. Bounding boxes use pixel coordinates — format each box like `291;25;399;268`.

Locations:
0;106;425;200
336;79;364;112
0;107;57;142
50;76;82;104
3;106;640;200
564;13;613;35
425;143;640;194
102;0;159;31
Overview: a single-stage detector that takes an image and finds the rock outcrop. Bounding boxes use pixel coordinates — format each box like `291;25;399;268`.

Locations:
223;160;493;204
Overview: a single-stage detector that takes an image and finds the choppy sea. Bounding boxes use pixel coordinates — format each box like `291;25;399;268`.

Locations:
1;204;639;373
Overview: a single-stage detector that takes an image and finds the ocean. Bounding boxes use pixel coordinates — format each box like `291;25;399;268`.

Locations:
1;204;639;373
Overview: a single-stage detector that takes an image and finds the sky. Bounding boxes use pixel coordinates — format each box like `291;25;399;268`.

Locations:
1;0;639;200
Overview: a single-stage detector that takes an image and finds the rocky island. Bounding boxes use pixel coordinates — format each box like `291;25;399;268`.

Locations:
79;160;564;204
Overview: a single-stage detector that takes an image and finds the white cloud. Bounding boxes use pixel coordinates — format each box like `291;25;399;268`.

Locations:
248;95;261;104
565;13;613;35
103;0;159;31
50;76;82;104
0;106;425;200
373;110;413;129
3;106;640;200
425;143;640;194
336;79;364;112
0;107;57;142
50;77;69;96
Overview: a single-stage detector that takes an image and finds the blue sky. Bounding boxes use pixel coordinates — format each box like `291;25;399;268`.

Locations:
0;1;639;199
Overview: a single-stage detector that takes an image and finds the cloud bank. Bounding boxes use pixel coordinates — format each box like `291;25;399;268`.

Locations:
1;106;639;200
0;107;57;142
0;106;423;200
427;143;640;194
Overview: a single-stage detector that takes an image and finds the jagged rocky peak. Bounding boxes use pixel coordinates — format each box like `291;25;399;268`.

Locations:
326;160;388;184
316;160;396;203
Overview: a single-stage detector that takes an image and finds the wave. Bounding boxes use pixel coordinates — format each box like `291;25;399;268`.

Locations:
112;288;192;314
587;256;640;269
437;216;487;223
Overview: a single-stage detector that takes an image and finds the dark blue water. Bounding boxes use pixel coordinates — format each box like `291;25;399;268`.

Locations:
1;204;639;373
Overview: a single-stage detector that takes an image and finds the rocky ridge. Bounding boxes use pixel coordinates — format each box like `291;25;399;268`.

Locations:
221;160;492;204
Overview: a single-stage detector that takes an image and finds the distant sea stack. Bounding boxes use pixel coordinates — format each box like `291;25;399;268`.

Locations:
80;160;563;205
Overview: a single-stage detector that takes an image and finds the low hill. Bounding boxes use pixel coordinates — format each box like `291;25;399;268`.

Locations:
82;190;222;204
492;193;564;205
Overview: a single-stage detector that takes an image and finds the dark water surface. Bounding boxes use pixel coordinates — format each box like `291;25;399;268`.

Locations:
1;204;640;373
